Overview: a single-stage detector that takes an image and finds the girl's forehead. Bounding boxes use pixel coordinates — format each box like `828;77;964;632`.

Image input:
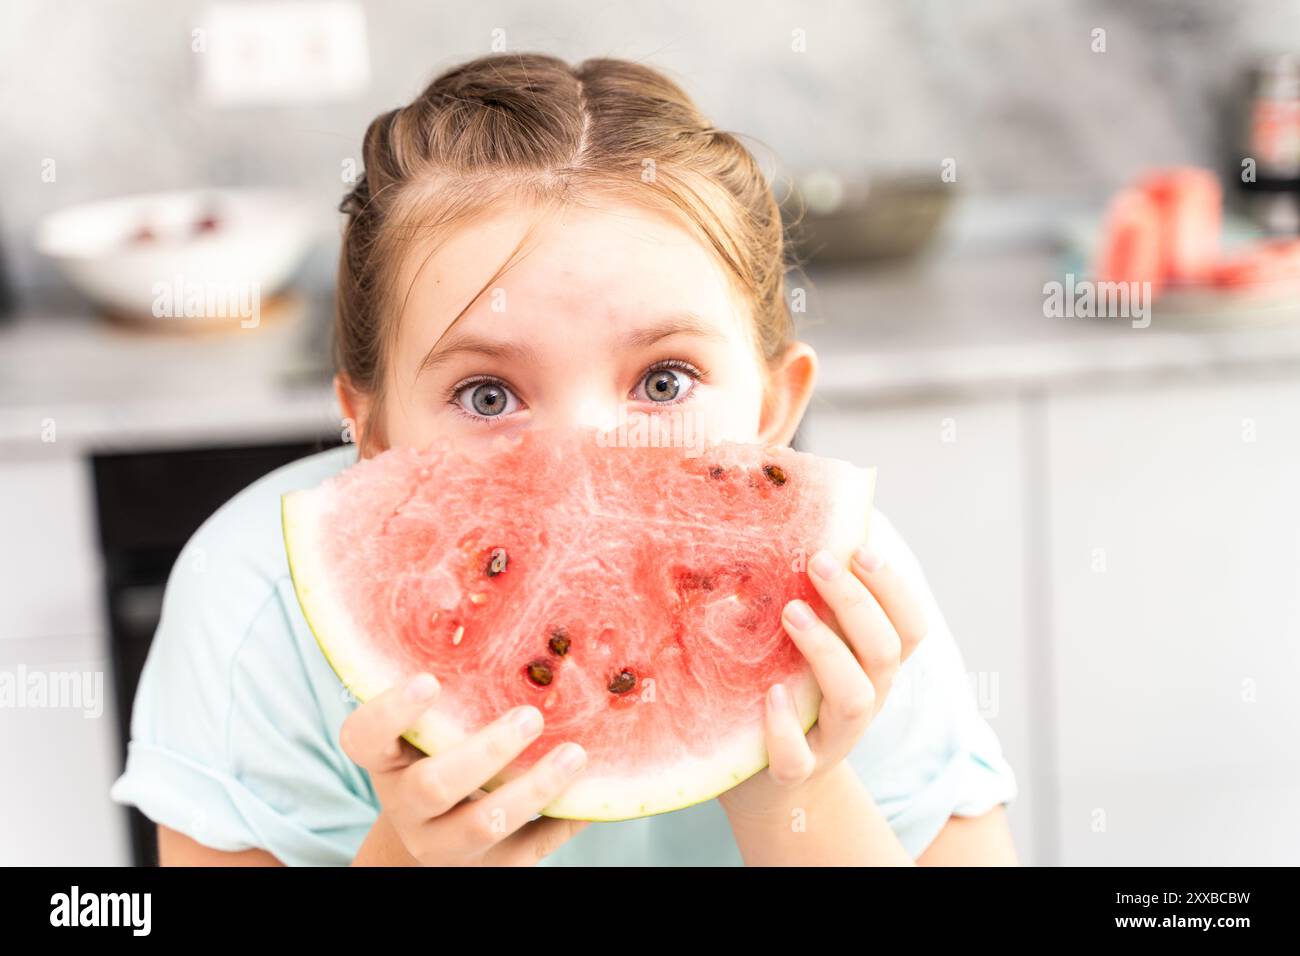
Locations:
394;200;751;355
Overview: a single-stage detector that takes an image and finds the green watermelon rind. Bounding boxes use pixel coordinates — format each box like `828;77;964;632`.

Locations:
282;455;875;823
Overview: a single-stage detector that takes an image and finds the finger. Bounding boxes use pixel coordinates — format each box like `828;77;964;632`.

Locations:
401;705;545;818
339;673;441;774
435;742;588;856
849;544;929;662
763;683;817;786
491;817;592;867
782;599;876;747
807;549;901;698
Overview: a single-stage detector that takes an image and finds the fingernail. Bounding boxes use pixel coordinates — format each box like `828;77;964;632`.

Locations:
852;545;884;573
555;742;587;773
407;673;439;700
768;683;791;712
784;599;815;629
809;550;842;580
512;706;543;736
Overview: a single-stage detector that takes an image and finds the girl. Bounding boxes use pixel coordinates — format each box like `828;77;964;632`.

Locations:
111;54;1018;866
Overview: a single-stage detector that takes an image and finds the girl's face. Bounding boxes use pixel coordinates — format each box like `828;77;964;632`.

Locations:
338;199;817;456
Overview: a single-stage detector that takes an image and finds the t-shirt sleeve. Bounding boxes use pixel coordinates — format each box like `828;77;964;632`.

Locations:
842;512;1018;859
109;514;378;866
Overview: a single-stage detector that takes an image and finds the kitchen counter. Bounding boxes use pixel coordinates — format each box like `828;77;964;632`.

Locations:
801;250;1300;403
4;246;1300;453
0;294;340;455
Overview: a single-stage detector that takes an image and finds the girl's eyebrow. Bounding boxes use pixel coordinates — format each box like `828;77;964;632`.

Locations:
418;335;539;376
418;311;724;377
621;312;728;348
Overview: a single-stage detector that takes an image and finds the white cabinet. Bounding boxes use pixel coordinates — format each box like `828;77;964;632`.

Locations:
1044;376;1300;865
0;452;128;864
803;396;1038;863
0;633;129;865
0;454;104;642
809;375;1300;866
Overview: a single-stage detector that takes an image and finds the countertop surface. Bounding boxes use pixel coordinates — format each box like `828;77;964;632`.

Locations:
0;293;340;454
800;250;1300;403
5;245;1300;454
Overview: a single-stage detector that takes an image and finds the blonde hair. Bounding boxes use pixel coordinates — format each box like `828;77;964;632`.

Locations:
336;53;791;444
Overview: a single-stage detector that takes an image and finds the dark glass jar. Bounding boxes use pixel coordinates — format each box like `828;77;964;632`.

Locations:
1240;53;1300;235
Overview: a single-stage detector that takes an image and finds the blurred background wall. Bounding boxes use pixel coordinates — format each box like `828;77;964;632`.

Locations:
3;0;1299;294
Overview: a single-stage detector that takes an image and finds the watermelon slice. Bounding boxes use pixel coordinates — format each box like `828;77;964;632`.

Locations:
1094;186;1164;294
1094;167;1225;294
1138;167;1222;284
282;430;875;821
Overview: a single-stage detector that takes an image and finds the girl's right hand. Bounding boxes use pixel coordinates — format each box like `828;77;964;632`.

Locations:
340;672;589;866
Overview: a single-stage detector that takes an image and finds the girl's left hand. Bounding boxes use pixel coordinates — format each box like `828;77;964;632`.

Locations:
718;540;928;817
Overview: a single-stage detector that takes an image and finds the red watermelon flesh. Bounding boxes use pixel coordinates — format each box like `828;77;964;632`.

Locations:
283;429;875;820
1139;167;1222;284
1094;186;1165;294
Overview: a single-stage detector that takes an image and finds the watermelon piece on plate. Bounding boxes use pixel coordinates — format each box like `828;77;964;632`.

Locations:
1138;166;1222;284
283;430;875;821
1094;186;1165;294
1094;167;1225;293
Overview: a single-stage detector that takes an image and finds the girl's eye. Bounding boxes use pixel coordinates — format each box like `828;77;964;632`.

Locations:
636;364;697;404
454;379;520;418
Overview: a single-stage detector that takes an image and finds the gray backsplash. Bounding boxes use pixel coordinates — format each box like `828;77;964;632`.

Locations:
2;0;1297;294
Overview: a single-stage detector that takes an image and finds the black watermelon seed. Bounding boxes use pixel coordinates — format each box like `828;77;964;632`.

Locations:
677;569;714;591
762;464;787;486
548;629;571;657
608;670;636;694
487;548;508;576
526;661;553;686
709;466;726;479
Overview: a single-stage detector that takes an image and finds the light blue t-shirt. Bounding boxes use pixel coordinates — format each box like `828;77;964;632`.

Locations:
110;446;1017;865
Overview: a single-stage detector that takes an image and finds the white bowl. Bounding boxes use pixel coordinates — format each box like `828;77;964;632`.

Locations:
35;188;319;322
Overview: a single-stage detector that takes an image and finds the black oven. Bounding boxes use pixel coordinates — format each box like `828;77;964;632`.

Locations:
92;439;339;866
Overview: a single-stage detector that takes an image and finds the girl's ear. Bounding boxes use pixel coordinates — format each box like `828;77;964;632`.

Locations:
334;374;373;451
757;341;818;447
